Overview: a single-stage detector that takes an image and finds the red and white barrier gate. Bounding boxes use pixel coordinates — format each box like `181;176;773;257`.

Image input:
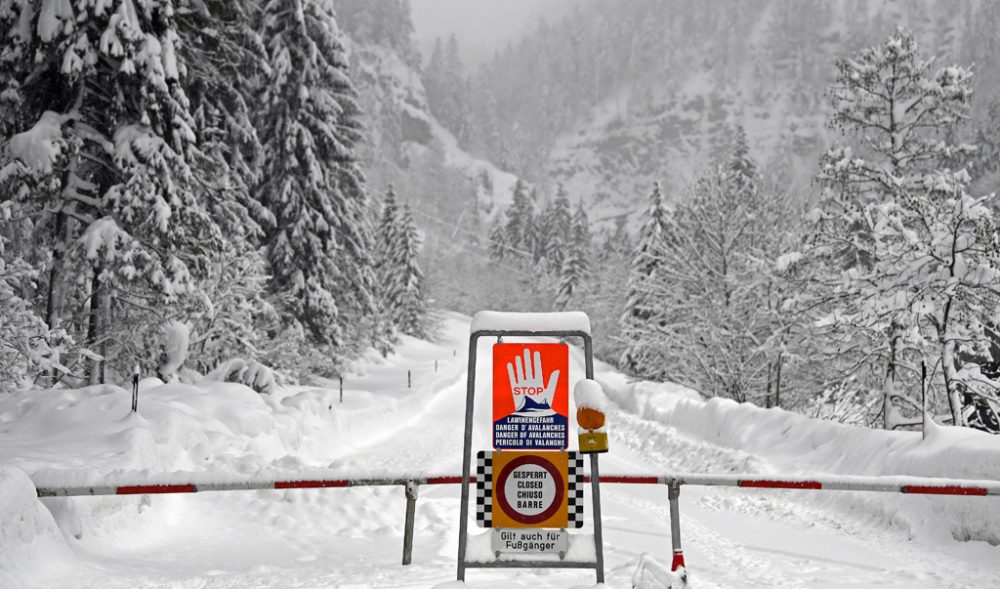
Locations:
33;471;1000;581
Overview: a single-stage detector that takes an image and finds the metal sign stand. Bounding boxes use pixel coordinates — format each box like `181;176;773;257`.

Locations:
457;327;605;583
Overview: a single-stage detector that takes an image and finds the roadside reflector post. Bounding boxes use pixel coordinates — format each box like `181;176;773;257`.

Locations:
402;480;419;565
668;480;686;581
131;366;140;413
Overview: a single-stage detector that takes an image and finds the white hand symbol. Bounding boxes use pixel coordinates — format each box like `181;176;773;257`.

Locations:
507;348;561;411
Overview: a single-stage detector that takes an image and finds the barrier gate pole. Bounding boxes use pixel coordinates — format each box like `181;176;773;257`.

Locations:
402;480;418;565
668;481;686;579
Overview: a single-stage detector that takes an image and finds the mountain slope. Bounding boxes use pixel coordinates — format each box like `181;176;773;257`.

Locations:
459;0;999;227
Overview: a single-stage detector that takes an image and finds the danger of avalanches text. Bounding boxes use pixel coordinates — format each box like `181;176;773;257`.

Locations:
495;418;565;448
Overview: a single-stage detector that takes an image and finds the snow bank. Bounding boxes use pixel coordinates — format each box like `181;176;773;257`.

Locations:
0;465;72;586
471;311;592;335
601;373;1000;544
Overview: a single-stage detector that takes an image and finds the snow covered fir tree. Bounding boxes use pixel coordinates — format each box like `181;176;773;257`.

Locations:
0;0;428;388
6;2;1000;587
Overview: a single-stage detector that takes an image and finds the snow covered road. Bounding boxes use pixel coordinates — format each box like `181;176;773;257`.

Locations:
4;312;1000;588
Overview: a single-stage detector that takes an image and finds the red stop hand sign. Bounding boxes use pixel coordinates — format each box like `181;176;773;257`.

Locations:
492;343;568;450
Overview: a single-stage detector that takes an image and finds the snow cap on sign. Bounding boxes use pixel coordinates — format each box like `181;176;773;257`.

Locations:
574;379;606;411
470;311;591;335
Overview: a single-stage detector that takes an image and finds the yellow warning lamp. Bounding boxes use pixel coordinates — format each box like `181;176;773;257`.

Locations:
574;380;609;454
577;406;605;430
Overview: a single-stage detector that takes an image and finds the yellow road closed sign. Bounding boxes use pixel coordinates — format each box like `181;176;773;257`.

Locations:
476;451;583;529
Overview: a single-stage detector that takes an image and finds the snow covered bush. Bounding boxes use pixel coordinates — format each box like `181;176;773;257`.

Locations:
0;257;62;392
206;358;277;395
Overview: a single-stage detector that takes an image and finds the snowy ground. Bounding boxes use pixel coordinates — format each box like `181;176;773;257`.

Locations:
3;312;1000;588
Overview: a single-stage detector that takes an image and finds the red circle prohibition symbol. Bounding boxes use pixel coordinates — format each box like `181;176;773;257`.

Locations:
494;454;565;525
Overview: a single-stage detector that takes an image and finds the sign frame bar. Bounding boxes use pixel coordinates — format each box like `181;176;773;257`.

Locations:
457;328;604;583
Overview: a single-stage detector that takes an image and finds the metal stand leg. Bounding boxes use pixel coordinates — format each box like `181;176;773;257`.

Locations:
457;336;479;581
590;453;606;583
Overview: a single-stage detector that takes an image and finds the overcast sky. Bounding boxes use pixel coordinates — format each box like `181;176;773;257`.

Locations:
410;0;572;70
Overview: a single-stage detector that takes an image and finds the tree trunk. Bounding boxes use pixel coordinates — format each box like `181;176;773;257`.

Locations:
765;362;774;408
774;353;783;409
45;210;69;385
942;338;963;427
86;266;103;386
882;327;902;430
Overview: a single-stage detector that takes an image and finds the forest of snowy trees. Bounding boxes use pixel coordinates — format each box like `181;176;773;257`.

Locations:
0;0;427;391
615;28;1000;431
2;0;999;434
470;26;1000;432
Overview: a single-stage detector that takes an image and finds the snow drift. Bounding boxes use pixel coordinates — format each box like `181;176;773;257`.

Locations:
600;368;1000;544
0;465;72;587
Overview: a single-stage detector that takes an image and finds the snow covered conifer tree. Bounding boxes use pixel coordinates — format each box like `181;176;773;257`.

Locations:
1;0;222;382
394;203;426;337
619;183;670;374
373;185;403;353
541;184;573;273
727;125;757;194
256;0;376;349
811;27;979;426
556;202;591;309
504;179;534;258
488;219;510;261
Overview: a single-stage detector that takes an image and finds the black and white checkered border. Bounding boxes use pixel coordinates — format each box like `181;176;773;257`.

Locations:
476;451;493;527
567;451;584;528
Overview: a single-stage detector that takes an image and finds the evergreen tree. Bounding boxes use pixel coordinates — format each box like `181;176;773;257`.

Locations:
176;0;275;372
727;125;757;194
374;185;403;354
177;0;270;239
810;27;979;426
619;183;670;373
256;0;376;348
504;179;534;258
1;0;221;382
536;184;572;271
395;203;427;337
556;203;591;309
488;219;510;261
